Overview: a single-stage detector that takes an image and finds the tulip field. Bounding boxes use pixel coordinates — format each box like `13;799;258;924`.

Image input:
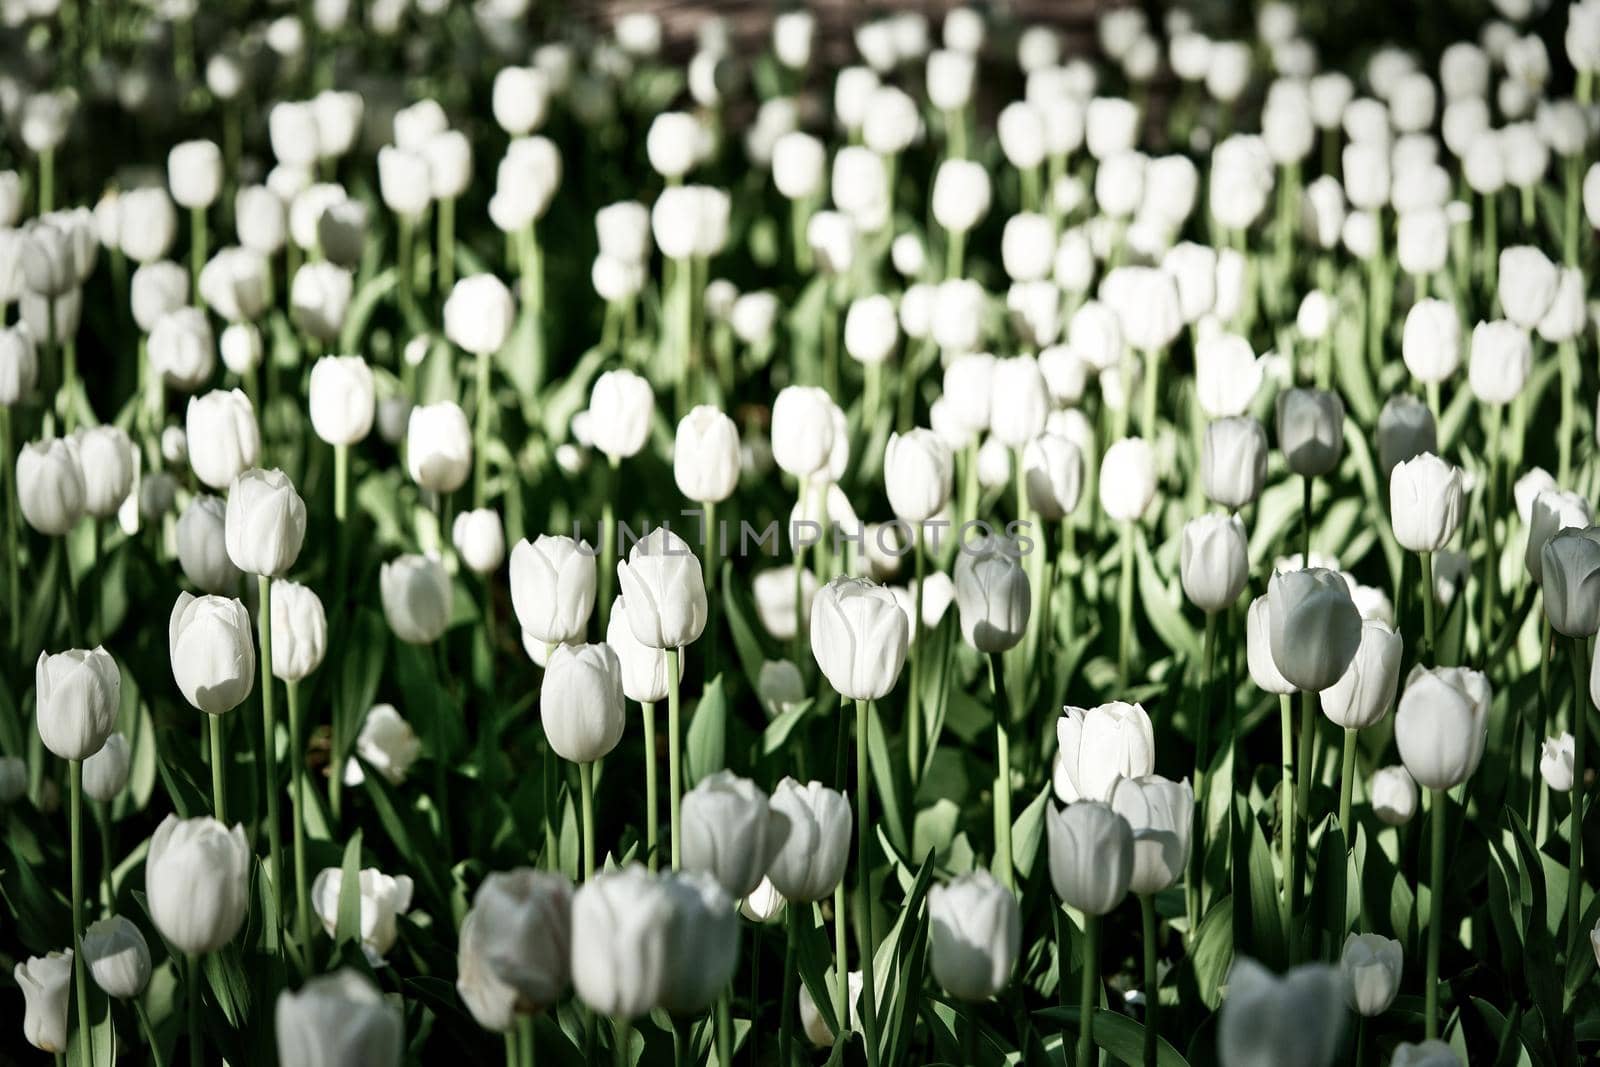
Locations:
8;0;1600;1064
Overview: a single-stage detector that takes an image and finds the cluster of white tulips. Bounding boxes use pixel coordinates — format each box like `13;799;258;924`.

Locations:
4;0;1600;1065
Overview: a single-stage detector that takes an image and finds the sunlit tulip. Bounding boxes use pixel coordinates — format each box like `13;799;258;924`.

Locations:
289;260;353;343
1389;454;1464;553
765;777;851;902
809;576;907;700
1217;958;1344;1067
1180;513;1249;614
541;643;624;763
225;468;306;577
1320;620;1403;729
928;870;1021;1001
311;866;414;963
1395;665;1491;790
884;429;952;524
617;527;708;649
1526;490;1593;582
131;260;188;332
1540;733;1576;792
571;865;673;1018
1497;246;1558;328
1023;433;1083;521
379;554;451;645
1401;299;1461;384
407;402;472;494
17;437;84;536
1195;333;1262;419
35;647;119;761
177;496;241;593
145;814;251;955
344;704;421;787
1202;417;1268;509
1541;528;1600;636
82;916;151;1000
82;732;130;803
1108;775;1195;896
275;969;403;1067
674;406;740;504
14;950;71;1053
1099;437;1157;522
931;159;991;233
1246;594;1298;695
270;581;326;682
510;535;596;646
1053;702;1155;803
444;274;515;356
1045;801;1133;915
169;592;255;713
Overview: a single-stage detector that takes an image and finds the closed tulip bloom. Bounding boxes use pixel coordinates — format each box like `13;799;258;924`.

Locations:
1102;266;1183;353
1542;528;1600;637
457;869;572;1019
1498;246;1558;328
15;950;72;1052
82;731;131;802
884;429;952;523
17;437;84;536
1053;701;1155;803
380;554;450;645
659;871;740;1015
1180;513;1249;614
421;130;472;201
1389;454;1465;553
674;406;740;504
35;646;119;761
236;186;287;255
407;402;472;493
1376;396;1437;479
130;260;188;333
493;67;550;135
570;865;675;1018
647;112;700;179
450;509;505;576
931;159;991;233
176;496;241;594
1023;433;1084;521
810;576;907;700
225;468;306;577
605;595;669;703
987;356;1049;447
587;370;654;462
952;535;1031;653
1526;490;1593;582
1401;299;1461;383
310;866;415;963
1108;774;1195;896
444;274;515;356
82;916;151;1000
1468;320;1532;405
377;146;432;217
510;536;596;646
1541;732;1576;791
617;527;708;649
308;355;375;446
1340;932;1402;1016
1194;333;1262;419
1536;266;1586;343
168;140;223;210
1320;621;1404;729
169;592;255;714
186;389;259;491
1276;388;1344;478
146;814;251;955
276;969;403;1067
680;770;791;898
843;294;897;364
1045;801;1134;915
219;323;266;380
1218;958;1344;1067
270;581;326;681
771;132;825;200
1246;594;1298;695
118;188;179;264
69;425;133;519
541;643;624;764
928;870;1021;1001
1266;569;1362;692
1099;437;1157;522
0;324;37;406
344;704;421;787
765;778;851;902
1394;665;1491;789
289;261;353;343
1197;418;1265;509
1371;765;1418;825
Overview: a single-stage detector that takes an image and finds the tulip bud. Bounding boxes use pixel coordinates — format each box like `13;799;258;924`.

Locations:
1371;764;1418;825
765;777;851;902
1178;513;1248;615
541;643;624;764
380;554;451;645
771;386;837;479
1498;246;1558;328
1202;417;1268;509
1401;299;1461;384
680;770;790;899
130;260;187;334
771;132;824;201
1542;528;1600;637
307;355;375;447
0;324;37;406
1045;801;1134;915
1275;388;1344;477
1389;454;1465;553
169;592;255;713
168;139;223;210
1023;433;1084;521
587;370;654;462
1106;774;1195;897
673;406;740;504
225;468;306;577
377;146;431;218
175;496;239;594
1099;437;1157;522
444;274;515;357
1535;730;1578;792
35;647;119;761
1218;959;1345;1067
493;67;550;136
809;576;907;701
270;581;327;681
1395;665;1491;789
421;129;472;201
184;389;259;492
407;402;472;493
1337;932;1403;1017
15;950;72;1052
1526;489;1593;583
345;704;420;787
447;509;504;576
953;535;1031;654
1319;619;1403;729
67;425;133;520
145;814;251;955
1053;701;1155;803
276;969;403;1066
1266;568;1362;692
1374;395;1436;480
1463;318;1533;405
288;260;352;343
928;870;1021;1001
882;429;952;524
931;159;991;234
617;528;709;649
510;535;596;646
81;916;151;1001
79;730;131;804
454;868;572;1027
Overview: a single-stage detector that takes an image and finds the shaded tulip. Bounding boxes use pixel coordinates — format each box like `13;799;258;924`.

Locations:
379;554;451;645
1180;513;1249;614
1217;958;1344;1067
1108;774;1195;896
344;704;421;787
1370;765;1419;825
1389;1041;1461;1067
1541;528;1600;636
765;777;851;902
145;814;251;955
953;534;1031;653
928;870;1021;1001
681;770;791;898
1246;594;1297;695
1045;800;1134;915
1267;568;1362;691
1320;621;1403;729
462;868;572;1019
82;732;131;802
1276;388;1344;477
659;871;739;1015
271;581;326;681
82;916;150;999
1023;433;1084;521
275;969;403;1067
1340;932;1402;1016
177;495;241;594
1376;396;1437;480
1395;665;1491;789
17;437;84;535
1526;490;1592;583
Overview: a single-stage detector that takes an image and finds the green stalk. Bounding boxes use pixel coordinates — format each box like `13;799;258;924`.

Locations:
257;575;284;950
397;215;415;322
1425;787;1447;1040
1189;614;1216;934
1420;552;1436;660
1291;690;1314;962
438;196;456;292
1141;894;1158;1067
908;529;924;785
642;700;658;871
187;954;202;1067
612;1018;631;1067
519;1014;535;1067
1338;727;1358;835
580;760;595;881
96;801;112;913
1279;693;1295;930
1077;914;1100;1067
779;909;798;1066
831;890;848;1036
134;1000;167;1067
70;759;92;1067
945;228;965;281
473;346;492;507
190;206;206;302
667;651;683;869
1558;340;1579;486
287;679;311;965
1568;636;1588;960
209;714;226;822
2;404;17;655
1117;522;1134;684
988;655;1014;891
38;148;53;214
714;993;732;1067
1140;346;1161;441
854;697;882;1067
1480;408;1502;664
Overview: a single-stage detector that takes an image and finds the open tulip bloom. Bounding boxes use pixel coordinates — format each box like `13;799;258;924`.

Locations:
8;4;1600;1067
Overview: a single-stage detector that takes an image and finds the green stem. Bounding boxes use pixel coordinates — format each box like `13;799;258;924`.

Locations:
599;457;618;632
1190;614;1215;932
580;759;595;881
668;650;683;869
134;1000;167;1067
832;888;847;1037
257;575;283;950
190;206;206;303
1279;694;1295;931
474;346;492;507
1339;727;1358;835
1291;690;1314;962
1420;552;1436;660
1117;522;1134;684
438;196;456;292
70;759;92;1067
287;680;311;963
1077;913;1099;1067
855;697;881;1067
2;405;16;657
97;801;112;914
988;655;1014;891
1480;409;1502;664
209;714;226;822
715;991;732;1067
642;700;658;871
779;908;798;1066
1141;894;1158;1067
612;1017;631;1067
908;530;924;784
1425;787;1447;1040
187;954;202;1067
1568;637;1588;961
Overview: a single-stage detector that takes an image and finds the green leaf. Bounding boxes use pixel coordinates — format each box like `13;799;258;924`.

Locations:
685;674;728;786
866;699;909;858
1189;896;1234;1010
203;945;252;1028
1090;1008;1190;1066
1010;785;1051;883
1246;807;1288;970
1133;531;1200;663
761;697;814;756
335;829;365;948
